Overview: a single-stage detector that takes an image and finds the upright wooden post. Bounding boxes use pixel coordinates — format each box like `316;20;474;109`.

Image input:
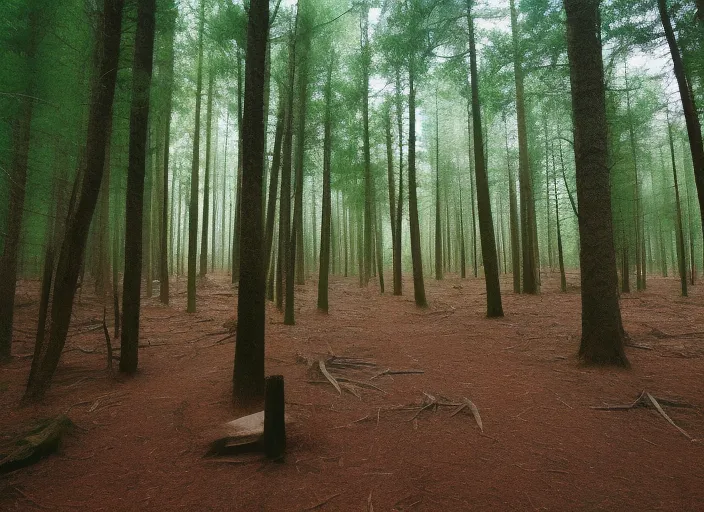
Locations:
264;375;285;460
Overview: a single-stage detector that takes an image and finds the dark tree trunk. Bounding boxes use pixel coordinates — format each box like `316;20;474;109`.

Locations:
159;1;176;305
233;0;269;405
504;117;521;293
281;18;297;322
200;72;214;278
187;0;205;313
407;63;427;307
393;71;404;296
292;29;309;288
658;0;704;270
362;4;372;287
24;0;125;399
232;47;244;283
317;58;333;312
435;90;443;281
459;178;467;278
564;0;628;367
120;0;157;375
265;100;284;298
552;144;567;292
468;8;503;318
509;0;539;294
668;116;688;297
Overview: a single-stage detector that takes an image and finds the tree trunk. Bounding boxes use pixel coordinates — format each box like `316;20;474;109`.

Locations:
407;62;427;307
159;1;176;304
200;71;214;278
564;0;628;366
504;117;521;293
120;0;157;375
362;3;372;287
668;116;688;297
232;47;244;283
468;7;503;318
552;144;567;292
187;0;205;313
318;57;333;312
281;17;298;323
233;0;269;405
265;99;284;296
393;70;404;296
24;0;125;399
509;0;539;293
658;0;704;270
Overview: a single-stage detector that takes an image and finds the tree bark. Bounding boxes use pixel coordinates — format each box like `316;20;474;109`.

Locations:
233;0;269;405
120;0;157;375
658;0;704;270
200;71;214;278
407;62;427;307
468;7;503;318
318;57;333;312
564;0;628;366
509;0;539;294
393;71;404;296
187;0;205;313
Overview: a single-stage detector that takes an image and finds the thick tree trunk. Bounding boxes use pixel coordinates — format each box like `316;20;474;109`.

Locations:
120;0;157;375
232;48;244;283
233;0;269;405
407;64;427;307
187;0;205;313
468;8;503;318
504;117;521;293
564;0;628;366
24;0;125;399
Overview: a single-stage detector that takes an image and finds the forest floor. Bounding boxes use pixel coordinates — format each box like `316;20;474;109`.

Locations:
1;272;704;511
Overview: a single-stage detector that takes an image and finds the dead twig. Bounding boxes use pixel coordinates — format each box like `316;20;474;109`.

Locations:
303;493;341;511
318;359;341;395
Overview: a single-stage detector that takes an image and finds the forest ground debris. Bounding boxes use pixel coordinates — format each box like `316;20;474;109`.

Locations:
592;390;697;441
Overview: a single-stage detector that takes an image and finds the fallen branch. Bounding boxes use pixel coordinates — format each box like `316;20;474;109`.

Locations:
318;359;341;395
303;493;341;511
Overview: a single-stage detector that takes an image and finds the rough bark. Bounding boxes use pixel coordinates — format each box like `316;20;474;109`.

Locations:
317;58;333;312
564;0;628;367
233;0;269;405
187;0;205;313
468;8;503;318
407;63;427;307
120;0;157;375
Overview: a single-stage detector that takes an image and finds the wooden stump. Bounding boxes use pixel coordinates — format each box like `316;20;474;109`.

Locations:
263;375;285;460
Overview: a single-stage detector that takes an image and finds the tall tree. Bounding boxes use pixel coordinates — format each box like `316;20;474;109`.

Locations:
159;0;177;305
468;3;503;318
200;71;214;278
233;0;269;404
564;0;628;366
509;0;539;294
362;2;373;287
187;0;205;313
120;0;157;375
24;0;125;399
318;56;334;312
658;0;704;270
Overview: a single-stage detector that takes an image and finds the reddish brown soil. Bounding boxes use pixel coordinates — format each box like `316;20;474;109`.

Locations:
1;272;704;511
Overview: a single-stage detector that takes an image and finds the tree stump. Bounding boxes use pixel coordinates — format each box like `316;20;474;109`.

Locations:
263;375;285;460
